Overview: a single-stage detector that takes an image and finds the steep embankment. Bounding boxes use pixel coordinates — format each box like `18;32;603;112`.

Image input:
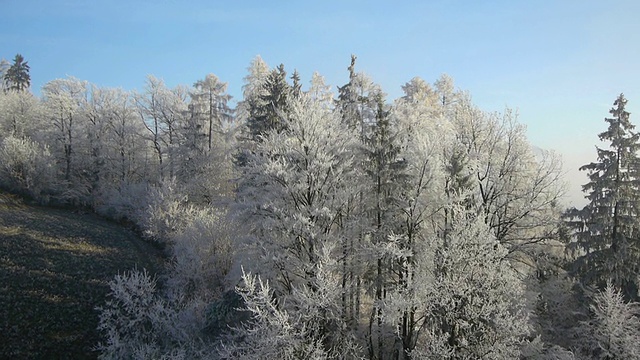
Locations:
0;193;163;359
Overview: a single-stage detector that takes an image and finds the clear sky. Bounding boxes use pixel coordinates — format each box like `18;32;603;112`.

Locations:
2;0;640;206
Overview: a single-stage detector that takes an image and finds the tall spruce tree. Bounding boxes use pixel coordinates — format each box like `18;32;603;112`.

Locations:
566;93;640;298
363;93;411;360
336;55;379;140
246;64;291;141
4;54;30;92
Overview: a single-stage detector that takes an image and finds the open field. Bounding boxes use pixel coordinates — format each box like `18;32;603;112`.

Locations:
0;193;163;359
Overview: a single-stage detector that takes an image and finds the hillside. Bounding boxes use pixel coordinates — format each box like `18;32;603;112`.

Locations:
0;193;164;359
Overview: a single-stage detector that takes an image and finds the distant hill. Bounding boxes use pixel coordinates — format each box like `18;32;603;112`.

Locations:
0;192;164;359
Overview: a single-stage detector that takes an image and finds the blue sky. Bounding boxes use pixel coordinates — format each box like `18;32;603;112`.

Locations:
2;0;640;206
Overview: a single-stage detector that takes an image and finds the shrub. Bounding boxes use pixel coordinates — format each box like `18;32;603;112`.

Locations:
139;179;199;242
96;269;213;360
578;282;640;359
165;208;234;302
95;182;151;223
0;135;55;202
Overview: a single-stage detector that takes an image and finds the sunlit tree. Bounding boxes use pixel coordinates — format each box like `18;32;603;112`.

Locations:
4;54;30;92
566;93;640;299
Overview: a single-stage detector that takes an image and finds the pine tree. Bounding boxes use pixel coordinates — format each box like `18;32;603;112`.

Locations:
362;93;411;359
290;69;302;99
579;282;640;359
566;93;640;299
336;55;380;140
4;54;30;92
245;64;292;141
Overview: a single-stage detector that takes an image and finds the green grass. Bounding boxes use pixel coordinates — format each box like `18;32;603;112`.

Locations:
0;193;164;359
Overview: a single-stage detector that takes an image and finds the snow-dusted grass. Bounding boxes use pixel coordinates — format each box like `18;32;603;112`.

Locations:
0;193;163;359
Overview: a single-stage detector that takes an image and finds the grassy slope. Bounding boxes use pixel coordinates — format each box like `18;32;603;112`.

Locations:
0;193;163;359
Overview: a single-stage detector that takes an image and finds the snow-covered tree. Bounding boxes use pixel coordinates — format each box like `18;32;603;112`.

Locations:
81;84;114;197
236;55;270;124
97;87;148;185
336;55;381;140
0;135;55;200
184;74;235;201
190;73;233;152
42;77;88;185
371;80;451;360
308;71;334;110
134;76;189;181
218;254;363;360
96;269;214;360
566;93;640;298
290;69;303;99
334;57;392;347
0;89;42;139
578;282;640;359
234;92;364;355
0;58;10;92
434;74;459;109
361;92;412;359
245;64;292;141
385;209;531;359
449;95;564;268
237;92;361;292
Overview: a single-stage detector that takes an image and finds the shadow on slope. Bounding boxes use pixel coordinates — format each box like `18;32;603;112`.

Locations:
0;192;163;359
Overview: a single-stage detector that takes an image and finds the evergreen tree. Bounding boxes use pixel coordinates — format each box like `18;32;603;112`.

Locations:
336;55;380;140
4;54;30;92
566;93;640;299
235;55;270;125
290;69;302;99
245;64;292;141
577;282;640;359
362;93;411;359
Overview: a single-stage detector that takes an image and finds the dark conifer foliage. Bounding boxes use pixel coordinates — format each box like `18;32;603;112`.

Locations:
4;54;30;92
566;94;640;299
246;64;292;141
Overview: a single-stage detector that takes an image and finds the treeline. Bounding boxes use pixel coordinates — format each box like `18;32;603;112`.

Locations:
1;54;638;359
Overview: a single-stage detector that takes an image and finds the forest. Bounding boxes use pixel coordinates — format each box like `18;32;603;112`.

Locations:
1;52;640;359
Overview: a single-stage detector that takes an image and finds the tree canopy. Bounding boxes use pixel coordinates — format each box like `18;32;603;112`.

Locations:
4;54;30;92
2;53;637;359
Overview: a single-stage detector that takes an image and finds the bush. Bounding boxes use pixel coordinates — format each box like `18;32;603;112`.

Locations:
139;179;200;242
578;282;640;359
95;182;151;223
165;208;235;302
0;135;55;202
96;269;213;360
